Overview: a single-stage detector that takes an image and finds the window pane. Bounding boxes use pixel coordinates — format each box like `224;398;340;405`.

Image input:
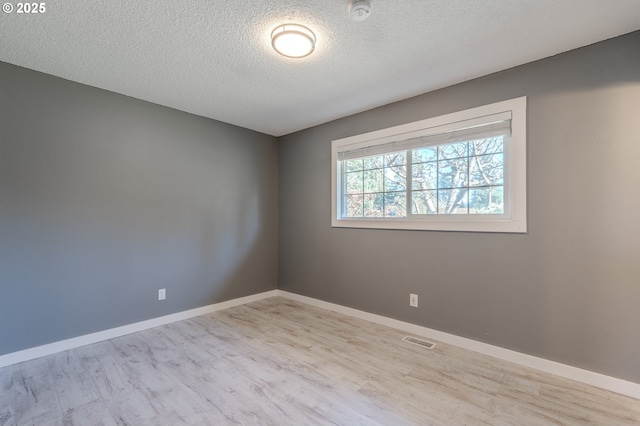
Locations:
412;190;437;215
384;192;406;217
469;186;504;214
364;193;384;217
345;194;364;217
384;166;407;192
438;142;468;160
438;158;468;189
412;162;437;190
346;171;363;194
412;147;437;163
438;189;468;214
469;153;504;187
470;137;503;156
385;151;406;167
345;159;363;172
364;155;384;170
363;169;384;193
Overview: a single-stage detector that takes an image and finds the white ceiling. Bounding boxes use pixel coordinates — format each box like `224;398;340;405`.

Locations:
1;1;639;137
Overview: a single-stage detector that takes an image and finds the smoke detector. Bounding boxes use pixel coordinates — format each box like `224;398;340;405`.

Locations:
349;0;371;21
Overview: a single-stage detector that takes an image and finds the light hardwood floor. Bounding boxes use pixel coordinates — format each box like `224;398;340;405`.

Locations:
2;297;640;425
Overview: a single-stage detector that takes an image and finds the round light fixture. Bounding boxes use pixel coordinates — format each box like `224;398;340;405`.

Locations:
271;24;316;58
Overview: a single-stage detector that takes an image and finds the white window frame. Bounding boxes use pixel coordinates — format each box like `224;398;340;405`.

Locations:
331;97;527;233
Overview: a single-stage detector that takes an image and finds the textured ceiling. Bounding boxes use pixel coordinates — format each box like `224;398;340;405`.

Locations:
1;1;640;136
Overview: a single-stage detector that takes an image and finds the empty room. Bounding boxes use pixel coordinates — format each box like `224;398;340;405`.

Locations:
2;1;640;424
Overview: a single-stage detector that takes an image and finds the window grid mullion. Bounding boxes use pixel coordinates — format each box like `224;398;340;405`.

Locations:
466;141;470;213
407;150;413;217
436;146;440;214
361;168;365;217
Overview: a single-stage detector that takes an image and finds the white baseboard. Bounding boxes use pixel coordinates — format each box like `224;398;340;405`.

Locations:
275;290;640;400
0;290;278;369
3;288;639;401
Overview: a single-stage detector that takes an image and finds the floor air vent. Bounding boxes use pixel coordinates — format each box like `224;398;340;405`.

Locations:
402;336;436;349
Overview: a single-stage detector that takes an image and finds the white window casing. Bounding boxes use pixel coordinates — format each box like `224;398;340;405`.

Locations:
331;97;527;233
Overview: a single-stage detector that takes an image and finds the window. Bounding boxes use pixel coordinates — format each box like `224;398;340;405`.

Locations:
332;97;526;232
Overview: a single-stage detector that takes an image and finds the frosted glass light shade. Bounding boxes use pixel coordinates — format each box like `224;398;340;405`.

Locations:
271;24;316;58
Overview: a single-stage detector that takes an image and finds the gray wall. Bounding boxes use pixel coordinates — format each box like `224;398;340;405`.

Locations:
0;62;278;355
278;31;640;383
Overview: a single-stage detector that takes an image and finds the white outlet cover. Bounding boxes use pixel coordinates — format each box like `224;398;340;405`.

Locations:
158;289;166;300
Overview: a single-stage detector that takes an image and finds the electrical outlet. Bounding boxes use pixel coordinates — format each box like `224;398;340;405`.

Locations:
158;288;166;300
410;293;418;308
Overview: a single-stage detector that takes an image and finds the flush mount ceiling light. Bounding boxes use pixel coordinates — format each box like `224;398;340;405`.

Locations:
271;24;316;58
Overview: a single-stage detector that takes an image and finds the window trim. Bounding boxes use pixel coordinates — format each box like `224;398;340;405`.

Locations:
331;97;527;233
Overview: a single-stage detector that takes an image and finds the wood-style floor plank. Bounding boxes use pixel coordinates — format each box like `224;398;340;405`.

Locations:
12;355;64;426
2;297;640;425
0;365;16;426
